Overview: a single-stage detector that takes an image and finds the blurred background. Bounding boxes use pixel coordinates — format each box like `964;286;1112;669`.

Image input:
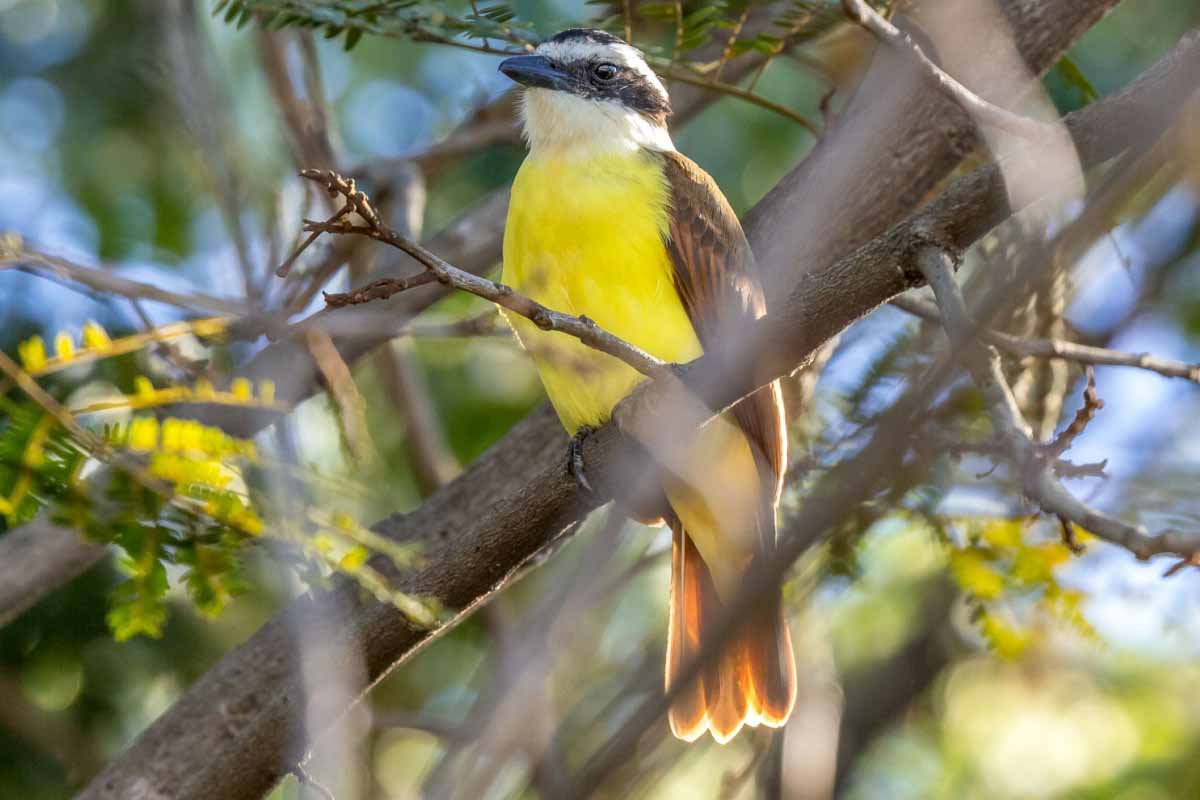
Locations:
1;1;1199;798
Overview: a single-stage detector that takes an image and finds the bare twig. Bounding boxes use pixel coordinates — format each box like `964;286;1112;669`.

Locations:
656;64;821;135
376;339;460;494
292;763;336;800
841;0;1059;141
322;273;440;307
304;328;375;464
1043;365;1103;457
298;169;668;380
917;246;1200;566
1;248;250;317
891;294;1200;383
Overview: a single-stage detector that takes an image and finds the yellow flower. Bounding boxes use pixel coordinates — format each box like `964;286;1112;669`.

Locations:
193;379;215;399
950;548;1005;600
258;379;276;406
81;321;111;349
979;519;1023;551
128;417;159;452
1012;542;1071;586
191;318;228;338
134;376;156;397
338;546;369;571
54;332;76;360
231;377;253;401
179;420;204;453
234;510;264;536
161;418;182;451
981;612;1031;659
18;336;47;372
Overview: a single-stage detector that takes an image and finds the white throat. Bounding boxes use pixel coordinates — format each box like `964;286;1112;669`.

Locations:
519;89;676;156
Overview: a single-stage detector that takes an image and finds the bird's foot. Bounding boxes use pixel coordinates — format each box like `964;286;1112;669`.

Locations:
566;424;598;493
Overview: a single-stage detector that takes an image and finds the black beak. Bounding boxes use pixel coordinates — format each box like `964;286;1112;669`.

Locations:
499;55;572;91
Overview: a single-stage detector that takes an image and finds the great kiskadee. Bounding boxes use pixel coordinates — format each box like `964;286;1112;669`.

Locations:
499;28;796;743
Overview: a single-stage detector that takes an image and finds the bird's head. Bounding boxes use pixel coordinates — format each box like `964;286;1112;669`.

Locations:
499;28;674;154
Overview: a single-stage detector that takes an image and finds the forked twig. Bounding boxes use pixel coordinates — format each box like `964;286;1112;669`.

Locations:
289;169;668;380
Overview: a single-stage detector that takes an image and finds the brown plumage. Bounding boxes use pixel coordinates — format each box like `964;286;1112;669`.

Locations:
658;151;796;742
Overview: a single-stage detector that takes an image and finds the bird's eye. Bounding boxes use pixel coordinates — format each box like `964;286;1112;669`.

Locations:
592;62;619;81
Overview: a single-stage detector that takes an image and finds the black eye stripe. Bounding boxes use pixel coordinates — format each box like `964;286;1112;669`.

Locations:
540;54;671;122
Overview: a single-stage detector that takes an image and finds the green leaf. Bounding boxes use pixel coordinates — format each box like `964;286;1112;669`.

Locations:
1057;56;1099;103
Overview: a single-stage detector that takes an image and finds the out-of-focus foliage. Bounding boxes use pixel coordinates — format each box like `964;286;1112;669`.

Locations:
0;315;436;641
0;0;1198;798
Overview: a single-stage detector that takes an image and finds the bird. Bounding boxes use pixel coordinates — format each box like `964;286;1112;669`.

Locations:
498;28;796;744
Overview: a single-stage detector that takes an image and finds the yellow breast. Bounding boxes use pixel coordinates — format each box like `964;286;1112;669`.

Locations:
502;149;702;433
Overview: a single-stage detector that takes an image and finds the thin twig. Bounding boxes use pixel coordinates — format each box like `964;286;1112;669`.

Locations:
322;273;439;307
1042;365;1103;458
304;328;375;464
842;0;1059;141
297;170;668;380
656;64;821;135
1;248;250;317
292;763;336;800
714;5;752;82
891;294;1200;383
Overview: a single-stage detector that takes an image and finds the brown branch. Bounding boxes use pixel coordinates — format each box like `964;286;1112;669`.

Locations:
300;169;668;381
891;294;1200;383
0;521;105;628
303;328;375;464
1043;365;1103;458
322;273;439;307
841;0;1059;141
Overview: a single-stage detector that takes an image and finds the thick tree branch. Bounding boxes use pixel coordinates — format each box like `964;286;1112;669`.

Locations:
0;522;105;628
83;8;1200;799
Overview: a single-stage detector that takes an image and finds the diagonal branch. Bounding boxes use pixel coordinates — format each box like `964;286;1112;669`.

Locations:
299;169;669;381
841;0;1059;141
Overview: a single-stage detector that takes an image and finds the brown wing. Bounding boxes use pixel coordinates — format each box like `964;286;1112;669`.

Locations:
659;150;787;539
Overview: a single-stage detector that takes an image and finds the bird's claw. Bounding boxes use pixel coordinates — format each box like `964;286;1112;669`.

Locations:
566;424;597;493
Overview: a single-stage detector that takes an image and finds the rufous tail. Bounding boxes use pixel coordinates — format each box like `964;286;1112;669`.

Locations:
665;524;797;744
